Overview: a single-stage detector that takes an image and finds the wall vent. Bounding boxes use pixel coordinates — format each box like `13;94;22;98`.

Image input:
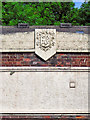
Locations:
60;23;72;28
18;23;29;28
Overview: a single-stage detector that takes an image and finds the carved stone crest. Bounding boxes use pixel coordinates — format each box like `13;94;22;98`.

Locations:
36;30;55;52
35;29;56;61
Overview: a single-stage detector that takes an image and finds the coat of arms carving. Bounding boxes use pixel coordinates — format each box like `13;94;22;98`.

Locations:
35;29;56;61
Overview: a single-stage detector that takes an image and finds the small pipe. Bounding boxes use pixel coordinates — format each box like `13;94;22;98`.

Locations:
10;71;15;75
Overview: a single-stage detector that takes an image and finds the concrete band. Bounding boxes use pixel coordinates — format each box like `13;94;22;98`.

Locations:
1;26;89;34
0;67;90;72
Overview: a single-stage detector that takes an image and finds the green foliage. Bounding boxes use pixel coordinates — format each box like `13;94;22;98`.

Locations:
78;1;90;26
2;2;90;26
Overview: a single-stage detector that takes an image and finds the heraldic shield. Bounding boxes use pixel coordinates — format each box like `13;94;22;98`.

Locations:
35;29;56;61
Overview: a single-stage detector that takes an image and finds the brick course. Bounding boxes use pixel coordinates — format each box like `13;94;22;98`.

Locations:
0;53;90;67
0;115;90;120
2;118;89;120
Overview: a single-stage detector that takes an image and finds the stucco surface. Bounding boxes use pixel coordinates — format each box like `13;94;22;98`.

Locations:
0;32;34;51
0;31;89;52
0;67;88;113
57;32;89;52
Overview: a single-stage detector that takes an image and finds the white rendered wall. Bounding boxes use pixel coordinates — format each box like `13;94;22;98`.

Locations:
0;67;89;113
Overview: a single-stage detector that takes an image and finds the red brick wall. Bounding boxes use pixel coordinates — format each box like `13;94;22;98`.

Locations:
0;115;89;120
0;53;90;67
1;118;89;120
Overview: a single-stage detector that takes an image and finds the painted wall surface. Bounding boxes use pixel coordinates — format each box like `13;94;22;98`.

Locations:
0;67;88;113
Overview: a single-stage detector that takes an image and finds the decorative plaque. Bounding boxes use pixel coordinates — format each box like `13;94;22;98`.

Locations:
35;29;56;60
